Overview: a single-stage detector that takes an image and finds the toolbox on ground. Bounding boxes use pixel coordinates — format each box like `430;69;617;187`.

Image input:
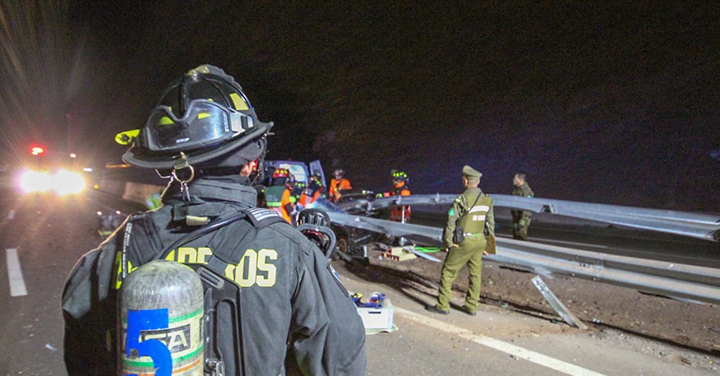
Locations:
355;295;394;330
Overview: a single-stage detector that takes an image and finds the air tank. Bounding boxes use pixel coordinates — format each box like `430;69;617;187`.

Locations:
118;260;204;376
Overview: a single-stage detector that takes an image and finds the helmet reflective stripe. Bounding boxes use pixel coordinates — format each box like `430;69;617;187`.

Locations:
230;93;249;111
115;129;140;145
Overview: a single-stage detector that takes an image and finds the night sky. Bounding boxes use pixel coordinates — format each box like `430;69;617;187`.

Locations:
1;1;719;211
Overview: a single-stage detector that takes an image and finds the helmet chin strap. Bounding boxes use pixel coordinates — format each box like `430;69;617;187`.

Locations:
171;152;196;202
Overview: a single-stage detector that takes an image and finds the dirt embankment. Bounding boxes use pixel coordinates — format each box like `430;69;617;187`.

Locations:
339;247;720;354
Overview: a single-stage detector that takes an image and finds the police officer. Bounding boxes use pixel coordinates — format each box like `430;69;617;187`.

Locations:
427;165;495;316
61;65;366;375
511;172;534;240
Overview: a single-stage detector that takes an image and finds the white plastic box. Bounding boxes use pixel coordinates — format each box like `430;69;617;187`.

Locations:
356;298;394;329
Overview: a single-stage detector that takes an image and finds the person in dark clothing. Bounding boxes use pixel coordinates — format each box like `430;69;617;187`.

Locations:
511;172;535;240
61;65;366;376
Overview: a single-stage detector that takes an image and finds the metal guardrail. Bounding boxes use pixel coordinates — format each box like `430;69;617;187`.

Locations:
350;194;720;242
327;212;720;305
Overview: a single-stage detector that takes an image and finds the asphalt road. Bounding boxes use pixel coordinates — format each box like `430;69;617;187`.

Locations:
0;189;718;375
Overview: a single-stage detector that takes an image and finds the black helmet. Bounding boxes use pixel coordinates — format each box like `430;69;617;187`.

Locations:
121;65;273;169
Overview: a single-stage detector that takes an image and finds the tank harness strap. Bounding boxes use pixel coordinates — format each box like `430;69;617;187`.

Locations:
120;213;152;281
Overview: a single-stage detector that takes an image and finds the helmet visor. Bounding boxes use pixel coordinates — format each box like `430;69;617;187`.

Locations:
144;100;253;152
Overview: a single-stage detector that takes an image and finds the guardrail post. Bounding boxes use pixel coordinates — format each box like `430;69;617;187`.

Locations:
531;276;588;330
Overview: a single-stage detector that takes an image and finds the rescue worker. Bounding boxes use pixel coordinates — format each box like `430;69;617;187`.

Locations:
511;172;534;240
61;65;366;375
292;180;307;204
265;168;295;223
329;168;352;202
427;165;495;316
299;173;324;209
378;170;411;222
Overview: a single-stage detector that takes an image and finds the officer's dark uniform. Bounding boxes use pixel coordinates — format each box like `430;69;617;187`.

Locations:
511;181;534;240
61;65;366;376
430;165;495;315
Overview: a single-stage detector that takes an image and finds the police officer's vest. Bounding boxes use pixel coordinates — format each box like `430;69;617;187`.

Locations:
457;195;493;235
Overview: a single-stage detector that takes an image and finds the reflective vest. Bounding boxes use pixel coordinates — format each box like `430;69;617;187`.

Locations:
387;188;411;222
265;185;292;223
457;195;493;235
329;178;352;201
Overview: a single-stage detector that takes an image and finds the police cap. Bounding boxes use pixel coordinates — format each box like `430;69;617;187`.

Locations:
462;165;482;180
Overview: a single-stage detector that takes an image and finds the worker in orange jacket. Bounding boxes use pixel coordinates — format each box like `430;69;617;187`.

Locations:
378;170;411;222
299;174;324;209
329;169;352;203
265;168;295;223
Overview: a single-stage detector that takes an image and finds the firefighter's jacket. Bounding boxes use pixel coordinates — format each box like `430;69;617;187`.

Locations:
381;187;411;222
329;178;352;202
265;184;294;223
61;177;366;376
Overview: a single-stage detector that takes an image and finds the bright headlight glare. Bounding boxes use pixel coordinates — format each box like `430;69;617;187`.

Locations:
18;170;51;193
53;169;85;195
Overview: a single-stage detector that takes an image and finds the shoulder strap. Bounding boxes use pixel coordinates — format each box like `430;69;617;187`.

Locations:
458;192;482;220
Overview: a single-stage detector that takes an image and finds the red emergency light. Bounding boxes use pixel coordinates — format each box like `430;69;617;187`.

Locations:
30;146;45;156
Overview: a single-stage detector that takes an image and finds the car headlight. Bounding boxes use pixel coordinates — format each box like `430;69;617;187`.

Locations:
18;170;52;193
53;169;85;195
16;169;85;195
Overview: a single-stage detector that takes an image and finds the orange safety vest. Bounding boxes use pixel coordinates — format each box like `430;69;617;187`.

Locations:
383;188;411;222
329;178;352;202
299;189;322;208
266;185;293;223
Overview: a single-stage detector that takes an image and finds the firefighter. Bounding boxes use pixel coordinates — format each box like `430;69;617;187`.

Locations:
329;168;352;202
61;65;366;376
265;168;295;223
378;170;412;223
298;173;323;209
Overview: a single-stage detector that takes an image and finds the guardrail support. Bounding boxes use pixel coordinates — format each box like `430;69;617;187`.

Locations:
531;276;588;330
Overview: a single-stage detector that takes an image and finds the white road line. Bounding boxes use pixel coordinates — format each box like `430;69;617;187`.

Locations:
497;234;608;249
7;209;15;220
6;248;28;297
395;307;607;376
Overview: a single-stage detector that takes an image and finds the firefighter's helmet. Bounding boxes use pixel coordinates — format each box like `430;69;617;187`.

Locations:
392;170;409;187
273;168;289;179
121;65;272;170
